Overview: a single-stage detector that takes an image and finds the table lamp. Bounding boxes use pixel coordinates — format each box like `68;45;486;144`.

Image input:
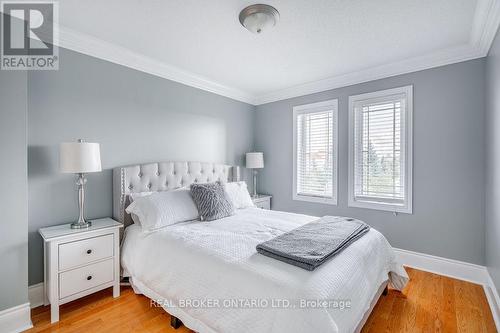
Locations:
246;152;264;198
60;139;102;229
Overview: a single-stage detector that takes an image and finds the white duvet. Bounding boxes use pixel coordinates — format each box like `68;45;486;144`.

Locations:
121;208;408;333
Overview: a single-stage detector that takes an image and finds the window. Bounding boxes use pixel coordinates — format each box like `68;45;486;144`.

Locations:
348;86;413;213
293;99;338;205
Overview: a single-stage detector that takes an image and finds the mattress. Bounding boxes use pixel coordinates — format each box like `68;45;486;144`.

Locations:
121;207;408;333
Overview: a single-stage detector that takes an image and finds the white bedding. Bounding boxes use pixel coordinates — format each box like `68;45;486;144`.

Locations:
121;208;408;333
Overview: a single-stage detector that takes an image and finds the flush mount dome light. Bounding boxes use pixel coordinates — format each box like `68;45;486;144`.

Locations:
239;4;279;34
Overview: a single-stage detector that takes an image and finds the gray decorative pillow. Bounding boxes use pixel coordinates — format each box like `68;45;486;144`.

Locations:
190;182;235;221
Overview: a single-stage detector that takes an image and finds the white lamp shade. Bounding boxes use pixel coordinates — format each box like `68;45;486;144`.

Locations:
60;142;102;173
246;152;264;169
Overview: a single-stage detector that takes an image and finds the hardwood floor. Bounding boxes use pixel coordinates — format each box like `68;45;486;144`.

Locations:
27;267;497;333
362;268;497;333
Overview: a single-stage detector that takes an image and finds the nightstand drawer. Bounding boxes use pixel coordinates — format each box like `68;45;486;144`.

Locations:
59;234;114;271
59;258;114;299
255;201;271;210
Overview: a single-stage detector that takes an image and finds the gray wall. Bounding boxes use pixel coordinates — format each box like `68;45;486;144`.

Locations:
28;48;255;285
0;69;29;310
24;46;493;286
255;59;486;265
486;30;500;293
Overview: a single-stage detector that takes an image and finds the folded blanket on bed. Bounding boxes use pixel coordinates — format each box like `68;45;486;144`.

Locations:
256;216;370;271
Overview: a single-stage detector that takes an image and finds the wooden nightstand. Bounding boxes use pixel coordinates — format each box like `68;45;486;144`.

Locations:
39;218;122;323
252;194;272;210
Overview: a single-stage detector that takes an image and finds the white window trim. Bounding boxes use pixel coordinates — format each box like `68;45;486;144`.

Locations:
293;99;338;205
348;86;413;214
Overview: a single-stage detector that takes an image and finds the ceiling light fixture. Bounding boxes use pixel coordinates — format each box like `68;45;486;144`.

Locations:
239;4;279;34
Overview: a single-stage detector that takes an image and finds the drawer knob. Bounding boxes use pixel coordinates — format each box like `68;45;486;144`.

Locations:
86;249;92;254
87;275;92;281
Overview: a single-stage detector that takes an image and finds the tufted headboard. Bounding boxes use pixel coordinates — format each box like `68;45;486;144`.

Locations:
113;161;239;227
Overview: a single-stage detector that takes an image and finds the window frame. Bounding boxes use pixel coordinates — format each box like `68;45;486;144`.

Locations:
293;99;338;205
348;86;413;214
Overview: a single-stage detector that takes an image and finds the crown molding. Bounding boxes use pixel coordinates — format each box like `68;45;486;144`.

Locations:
472;0;500;56
254;0;500;105
55;26;255;105
254;45;483;105
52;0;500;106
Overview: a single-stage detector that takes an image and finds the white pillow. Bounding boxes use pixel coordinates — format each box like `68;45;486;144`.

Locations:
224;181;255;209
126;188;199;233
127;188;189;225
128;191;153;202
127;192;154;226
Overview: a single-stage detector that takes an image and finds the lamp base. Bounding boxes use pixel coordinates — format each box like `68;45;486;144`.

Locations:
70;221;92;229
253;169;258;198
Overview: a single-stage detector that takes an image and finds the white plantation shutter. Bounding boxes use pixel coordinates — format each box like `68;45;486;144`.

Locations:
297;111;333;197
293;100;338;204
354;98;404;201
348;86;413;213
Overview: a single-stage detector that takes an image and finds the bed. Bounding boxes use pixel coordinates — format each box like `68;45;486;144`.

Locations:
114;161;409;333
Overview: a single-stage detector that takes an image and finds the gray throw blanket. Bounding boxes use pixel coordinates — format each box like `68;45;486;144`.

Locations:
256;216;370;271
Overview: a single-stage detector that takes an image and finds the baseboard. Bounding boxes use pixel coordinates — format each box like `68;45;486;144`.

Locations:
485;272;500;330
28;283;44;309
393;247;489;285
0;303;32;333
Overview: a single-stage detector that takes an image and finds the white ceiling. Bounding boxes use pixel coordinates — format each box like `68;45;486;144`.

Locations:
56;0;500;104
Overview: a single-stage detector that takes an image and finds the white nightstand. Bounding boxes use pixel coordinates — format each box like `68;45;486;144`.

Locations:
252;194;272;210
39;218;122;323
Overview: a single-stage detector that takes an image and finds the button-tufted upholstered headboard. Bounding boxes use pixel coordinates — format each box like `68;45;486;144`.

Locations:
113;161;239;227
